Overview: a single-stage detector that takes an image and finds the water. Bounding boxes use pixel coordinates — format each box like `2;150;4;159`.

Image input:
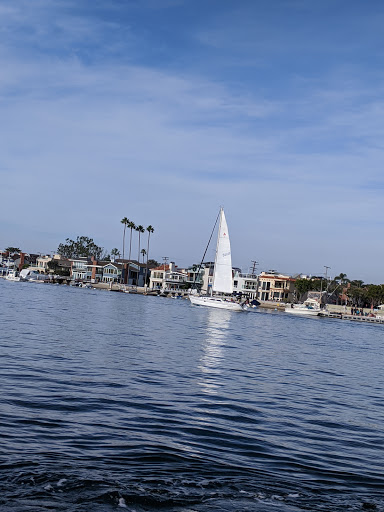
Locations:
0;280;383;511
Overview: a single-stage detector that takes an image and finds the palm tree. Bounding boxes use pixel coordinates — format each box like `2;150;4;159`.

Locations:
111;248;120;259
127;221;136;284
136;225;145;286
120;217;129;261
145;225;154;287
120;217;129;283
141;248;147;264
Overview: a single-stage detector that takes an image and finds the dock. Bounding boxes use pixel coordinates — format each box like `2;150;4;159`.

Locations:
320;312;384;324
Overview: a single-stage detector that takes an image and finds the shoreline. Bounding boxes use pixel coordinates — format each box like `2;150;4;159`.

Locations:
3;277;383;323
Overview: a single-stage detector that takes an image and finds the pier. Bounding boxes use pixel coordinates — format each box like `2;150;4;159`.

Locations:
320;312;384;324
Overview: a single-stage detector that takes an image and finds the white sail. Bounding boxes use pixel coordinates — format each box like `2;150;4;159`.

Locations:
212;208;233;294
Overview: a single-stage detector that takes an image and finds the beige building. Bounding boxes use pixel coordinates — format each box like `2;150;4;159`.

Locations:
257;271;296;302
35;255;53;273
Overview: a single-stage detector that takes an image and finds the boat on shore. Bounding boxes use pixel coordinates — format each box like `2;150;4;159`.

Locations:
285;298;321;316
189;208;246;312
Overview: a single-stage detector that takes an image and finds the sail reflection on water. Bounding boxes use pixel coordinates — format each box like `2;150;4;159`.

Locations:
198;309;231;394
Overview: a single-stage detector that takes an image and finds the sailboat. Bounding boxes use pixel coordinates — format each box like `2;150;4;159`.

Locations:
189;208;245;311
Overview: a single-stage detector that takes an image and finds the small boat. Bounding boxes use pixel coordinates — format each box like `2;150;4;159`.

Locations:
285;298;321;316
189;208;246;312
5;270;21;282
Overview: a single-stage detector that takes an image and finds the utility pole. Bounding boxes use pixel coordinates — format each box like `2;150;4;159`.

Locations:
250;260;259;301
162;256;169;293
320;265;331;305
250;260;259;276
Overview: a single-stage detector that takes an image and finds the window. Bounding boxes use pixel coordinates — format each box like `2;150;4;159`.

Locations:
234;280;238;287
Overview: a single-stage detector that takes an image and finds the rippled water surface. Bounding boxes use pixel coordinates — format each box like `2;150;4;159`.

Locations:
0;281;383;511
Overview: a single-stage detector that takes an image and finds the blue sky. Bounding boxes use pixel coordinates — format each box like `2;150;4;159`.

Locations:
1;0;384;283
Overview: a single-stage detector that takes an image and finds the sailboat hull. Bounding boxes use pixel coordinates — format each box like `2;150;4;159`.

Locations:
189;295;244;311
285;306;320;316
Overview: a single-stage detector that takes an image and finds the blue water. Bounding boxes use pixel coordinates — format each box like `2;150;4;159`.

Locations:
0;280;383;511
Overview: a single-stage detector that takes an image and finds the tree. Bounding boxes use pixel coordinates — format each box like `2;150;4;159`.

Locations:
141;248;147;263
145;225;154;287
57;236;106;260
5;247;20;254
111;248;120;258
335;273;350;285
366;284;384;308
347;286;367;308
126;220;136;284
120;217;129;262
147;259;159;267
136;225;145;284
127;221;136;261
294;278;319;301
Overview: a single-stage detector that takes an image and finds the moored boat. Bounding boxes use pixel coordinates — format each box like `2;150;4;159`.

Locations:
5;270;21;282
285;298;321;316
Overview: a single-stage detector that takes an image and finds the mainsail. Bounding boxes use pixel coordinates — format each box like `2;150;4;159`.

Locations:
212;208;233;294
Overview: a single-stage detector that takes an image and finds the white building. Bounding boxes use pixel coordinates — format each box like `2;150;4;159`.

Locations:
149;262;188;293
233;270;259;299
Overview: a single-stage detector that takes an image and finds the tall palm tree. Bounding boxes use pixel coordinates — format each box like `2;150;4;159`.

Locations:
120;217;129;283
141;248;147;264
120;217;129;260
136;225;145;286
127;221;136;284
145;225;154;287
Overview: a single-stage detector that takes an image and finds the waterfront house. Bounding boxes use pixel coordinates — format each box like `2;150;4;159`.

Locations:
102;262;123;283
70;257;115;283
185;264;205;290
183;263;259;298
36;255;53;273
149;262;188;293
233;270;259;299
70;257;88;281
195;262;215;294
115;259;146;286
257;271;296;302
0;251;15;276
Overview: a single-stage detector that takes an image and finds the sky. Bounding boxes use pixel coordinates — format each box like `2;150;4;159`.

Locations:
1;0;384;283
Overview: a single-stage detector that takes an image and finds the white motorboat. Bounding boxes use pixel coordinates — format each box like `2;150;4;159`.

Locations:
189;208;247;312
5;270;21;282
285;298;321;316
